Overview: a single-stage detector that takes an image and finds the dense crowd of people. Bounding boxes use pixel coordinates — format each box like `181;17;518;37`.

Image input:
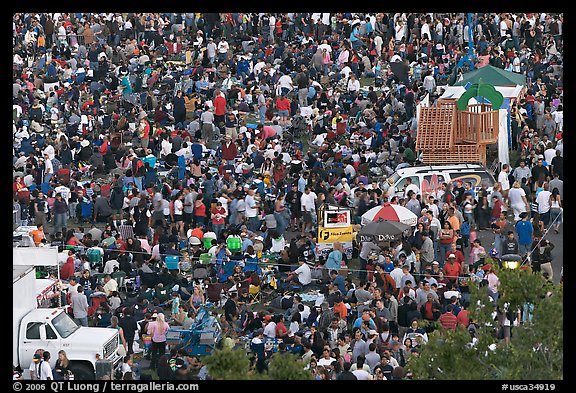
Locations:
13;12;562;381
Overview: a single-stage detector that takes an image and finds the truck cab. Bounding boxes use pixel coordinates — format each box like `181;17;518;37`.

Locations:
14;265;122;380
18;308;122;379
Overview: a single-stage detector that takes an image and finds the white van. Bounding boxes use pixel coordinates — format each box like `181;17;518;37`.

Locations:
381;164;496;199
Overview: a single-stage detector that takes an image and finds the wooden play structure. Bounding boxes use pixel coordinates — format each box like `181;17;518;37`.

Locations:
416;98;499;166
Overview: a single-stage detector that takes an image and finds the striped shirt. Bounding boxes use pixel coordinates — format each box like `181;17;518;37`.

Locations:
439;311;458;331
118;223;135;241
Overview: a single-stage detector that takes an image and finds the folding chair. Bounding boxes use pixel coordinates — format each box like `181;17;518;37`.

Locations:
249;284;262;304
236;278;251;303
217;260;238;283
92;273;106;286
192;265;209;284
243;256;261;275
164;255;180;271
206;282;225;308
111;271;127;292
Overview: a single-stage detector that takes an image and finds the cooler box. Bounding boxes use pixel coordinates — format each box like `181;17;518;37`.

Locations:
203;237;215;249
199;253;213;265
226;235;242;252
165;255;180;270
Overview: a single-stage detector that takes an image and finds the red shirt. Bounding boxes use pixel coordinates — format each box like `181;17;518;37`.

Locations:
439;311;458;331
60;257;75;281
221;141;238;161
211;206;226;225
214;95;226;116
195;202;206;217
449;250;465;266
443;261;462;281
275;321;288;337
457;309;470;327
276;97;290;111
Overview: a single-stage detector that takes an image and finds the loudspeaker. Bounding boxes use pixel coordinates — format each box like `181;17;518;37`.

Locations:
95;359;114;380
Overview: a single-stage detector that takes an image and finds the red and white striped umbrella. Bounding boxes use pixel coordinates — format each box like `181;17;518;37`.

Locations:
361;203;418;227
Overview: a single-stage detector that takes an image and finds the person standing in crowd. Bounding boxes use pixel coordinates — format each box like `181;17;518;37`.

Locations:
147;312;169;371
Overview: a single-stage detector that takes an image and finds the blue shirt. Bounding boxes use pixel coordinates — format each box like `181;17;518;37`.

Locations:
242;238;253;252
350;26;360;42
515;220;533;245
325;250;343;270
298;176;307;193
332;274;346;294
352;317;376;330
383;261;395;273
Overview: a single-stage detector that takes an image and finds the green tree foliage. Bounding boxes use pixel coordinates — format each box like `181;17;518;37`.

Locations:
407;268;562;380
267;352;314;380
201;347;313;380
201;347;253;380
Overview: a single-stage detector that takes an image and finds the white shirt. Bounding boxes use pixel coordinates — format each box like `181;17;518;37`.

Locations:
340;65;352;80
512;56;521;72
29;359;53;380
277;74;293;90
552;110;563;131
103;259;120;275
390;267;404;289
544;148;556;165
43;145;56;160
206;42;217;58
318;356;337;367
500;20;508;37
498;170;510;191
161;139;173;156
508;187;526;207
245;194;259;217
24;174;35;187
300;191;317;212
217;40;229;54
44;158;54;175
298;304;311;320
404;183;420;198
54;185;71;203
263;321;277;338
294;263;312;285
536;190;552;213
352;369;373;380
347;78;360;93
318;42;332;54
174;199;183;215
311;133;326;147
253;61;266;78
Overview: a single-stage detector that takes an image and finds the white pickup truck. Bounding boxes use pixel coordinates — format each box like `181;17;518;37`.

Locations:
14;265;122;380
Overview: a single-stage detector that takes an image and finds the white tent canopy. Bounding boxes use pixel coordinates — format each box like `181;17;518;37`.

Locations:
13;247;59;267
440;85;523;100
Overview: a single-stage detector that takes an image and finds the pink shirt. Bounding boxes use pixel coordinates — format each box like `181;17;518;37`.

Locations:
260;126;277;140
147;320;169;343
486;272;500;293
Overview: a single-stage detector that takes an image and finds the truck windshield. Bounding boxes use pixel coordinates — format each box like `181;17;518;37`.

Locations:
52;312;80;338
382;173;400;191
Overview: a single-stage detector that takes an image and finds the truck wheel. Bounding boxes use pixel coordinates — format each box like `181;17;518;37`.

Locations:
69;363;95;380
